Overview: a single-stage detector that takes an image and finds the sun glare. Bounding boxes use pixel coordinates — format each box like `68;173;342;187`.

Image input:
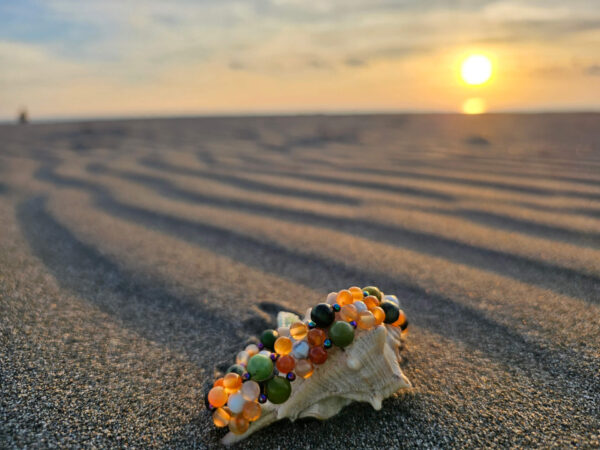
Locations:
461;54;492;85
462;97;486;114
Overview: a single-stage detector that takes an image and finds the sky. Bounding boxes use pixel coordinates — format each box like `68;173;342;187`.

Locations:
1;0;599;120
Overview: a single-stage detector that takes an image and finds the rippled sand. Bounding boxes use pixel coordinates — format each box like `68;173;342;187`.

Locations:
1;114;599;448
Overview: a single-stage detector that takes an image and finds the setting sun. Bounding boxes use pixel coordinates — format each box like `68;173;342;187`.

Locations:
461;54;492;85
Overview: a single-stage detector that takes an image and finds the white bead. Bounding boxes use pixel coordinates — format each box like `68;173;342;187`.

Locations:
326;292;337;304
384;295;400;307
259;350;271;357
291;340;309;359
354;301;367;312
277;326;290;337
236;350;249;366
227;393;245;414
245;344;259;357
241;380;260;401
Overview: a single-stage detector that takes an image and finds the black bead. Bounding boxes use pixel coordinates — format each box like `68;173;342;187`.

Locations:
400;319;409;331
380;301;400;324
311;303;335;328
260;329;279;350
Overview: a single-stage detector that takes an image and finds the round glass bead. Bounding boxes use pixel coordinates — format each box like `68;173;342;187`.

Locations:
311;303;335;328
229;415;249;435
380;301;400;324
242;401;262;422
307;328;326;347
258;393;267;403
339;304;358;322
226;364;245;376
308;321;316;328
354;301;367;312
266;376;292;404
241;380;260;401
328;321;355;348
208;386;228;408
364;295;379;310
277;326;290;337
326;291;338;304
227;392;245;414
260;329;279;351
223;373;242;394
274;337;293;355
295;359;314;378
247;354;274;382
384;294;400;307
333;303;341;312
357;310;376;330
236;350;249;366
309;346;328;365
290;322;308;340
212;407;230;428
372;306;386;325
362;286;382;300
291;340;310;359
392;309;407;327
349;286;364;301
286;372;296;381
336;290;354;306
213;377;224;387
276;355;296;373
245;344;259;357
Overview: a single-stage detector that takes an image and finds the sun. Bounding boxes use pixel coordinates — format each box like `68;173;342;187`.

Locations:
461;54;492;85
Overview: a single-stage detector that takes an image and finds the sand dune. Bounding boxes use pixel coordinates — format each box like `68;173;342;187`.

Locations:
1;114;599;448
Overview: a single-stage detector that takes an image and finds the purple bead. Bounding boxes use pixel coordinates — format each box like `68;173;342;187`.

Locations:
258;393;267;404
208;404;215;411
308;321;316;329
286;372;296;381
270;353;278;361
324;338;332;349
350;320;357;328
333;303;341;312
257;342;264;350
242;372;251;381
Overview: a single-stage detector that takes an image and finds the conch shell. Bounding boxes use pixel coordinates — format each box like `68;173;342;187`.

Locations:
222;309;412;445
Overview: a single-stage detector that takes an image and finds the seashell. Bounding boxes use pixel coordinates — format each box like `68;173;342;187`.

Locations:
221;308;411;445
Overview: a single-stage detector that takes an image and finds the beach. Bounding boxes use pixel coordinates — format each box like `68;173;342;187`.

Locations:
1;113;599;448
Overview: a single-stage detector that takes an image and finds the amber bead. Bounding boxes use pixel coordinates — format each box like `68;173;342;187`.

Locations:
223;373;242;394
213;377;224;388
307;328;326;347
245;344;259;357
229;415;249;435
289;322;308;340
372;306;385;325
242;401;262;422
276;355;296;373
348;286;364;301
241;380;260;402
213;407;230;427
309;346;328;365
336;290;354;306
357;310;376;329
392;309;407;327
295;359;314;378
274;337;293;355
339;304;358;322
208;386;228;408
364;295;379;310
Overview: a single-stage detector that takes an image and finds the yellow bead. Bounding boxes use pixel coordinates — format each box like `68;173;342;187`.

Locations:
289;322;308;340
372;306;385;325
213;407;230;427
349;286;364;301
339;304;358;322
364;295;379;310
274;336;293;355
336;290;354;306
295;359;314;379
357;310;376;329
223;373;242;394
242;401;262;422
229;414;249;435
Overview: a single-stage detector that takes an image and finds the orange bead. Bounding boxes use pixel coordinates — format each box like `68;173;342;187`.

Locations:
276;355;296;373
223;373;242;394
208;386;228;408
274;337;293;355
357;310;376;329
339;304;358;322
289;322;308;340
336;290;354;306
242;401;262;422
295;359;314;378
392;309;407;327
307;328;326;347
213;377;225;388
372;306;385;325
364;295;379;310
229;414;249;435
308;346;328;365
212;407;230;427
349;286;364;301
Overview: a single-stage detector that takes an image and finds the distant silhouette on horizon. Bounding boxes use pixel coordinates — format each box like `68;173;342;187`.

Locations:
18;108;29;124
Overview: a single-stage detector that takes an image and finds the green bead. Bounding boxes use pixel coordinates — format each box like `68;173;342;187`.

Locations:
226;364;245;376
247;354;274;382
362;286;382;301
260;329;279;350
380;301;400;324
266;376;292;404
328;321;355;348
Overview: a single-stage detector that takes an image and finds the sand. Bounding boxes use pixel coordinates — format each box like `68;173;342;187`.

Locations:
0;113;599;448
